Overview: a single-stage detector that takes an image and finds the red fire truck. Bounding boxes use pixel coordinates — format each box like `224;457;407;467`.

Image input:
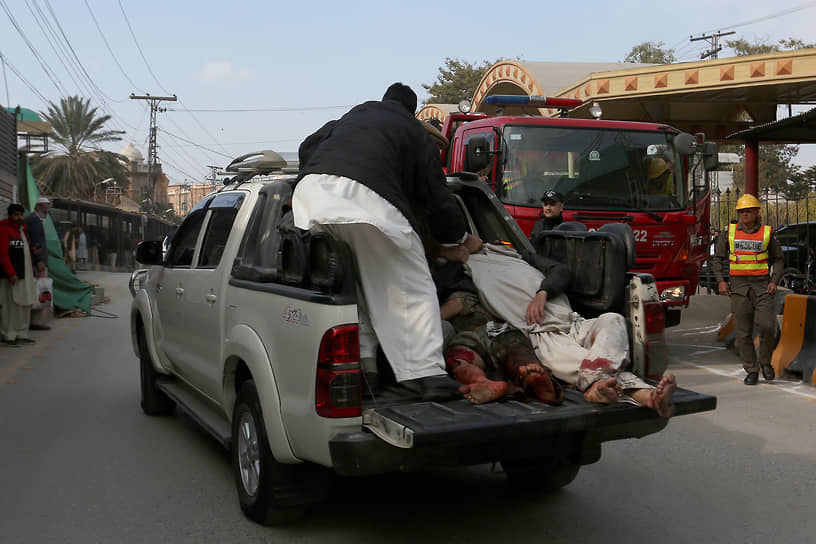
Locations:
436;95;719;326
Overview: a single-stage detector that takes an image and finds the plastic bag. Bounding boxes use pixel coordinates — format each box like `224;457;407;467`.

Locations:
32;277;53;310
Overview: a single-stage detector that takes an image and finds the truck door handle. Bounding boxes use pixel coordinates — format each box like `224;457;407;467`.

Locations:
205;294;217;304
156;283;163;292
175;287;184;296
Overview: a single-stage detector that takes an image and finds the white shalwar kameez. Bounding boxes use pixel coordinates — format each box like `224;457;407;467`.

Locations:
293;173;449;382
0;227;36;342
464;245;650;392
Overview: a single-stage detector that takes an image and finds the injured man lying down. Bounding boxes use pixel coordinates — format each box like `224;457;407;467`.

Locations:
434;243;676;418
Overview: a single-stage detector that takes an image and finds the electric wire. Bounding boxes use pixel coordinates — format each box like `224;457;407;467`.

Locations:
160;127;233;160
166;104;356;113
0;0;67;95
42;0;125;103
0;49;49;104
117;0;173;96
703;1;816;34
83;0;139;89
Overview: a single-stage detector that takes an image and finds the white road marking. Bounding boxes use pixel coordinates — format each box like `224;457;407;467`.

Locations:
670;343;816;400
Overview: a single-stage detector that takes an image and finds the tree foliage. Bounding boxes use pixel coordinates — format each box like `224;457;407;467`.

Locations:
725;36;816;56
32;95;127;200
723;143;802;197
623;41;676;64
422;58;500;104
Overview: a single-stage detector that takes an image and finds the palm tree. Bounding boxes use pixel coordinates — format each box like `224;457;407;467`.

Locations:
32;95;128;199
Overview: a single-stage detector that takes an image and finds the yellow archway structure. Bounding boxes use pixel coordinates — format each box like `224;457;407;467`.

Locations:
417;50;816;140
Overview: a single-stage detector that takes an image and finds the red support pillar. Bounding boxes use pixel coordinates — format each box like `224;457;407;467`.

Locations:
745;140;759;196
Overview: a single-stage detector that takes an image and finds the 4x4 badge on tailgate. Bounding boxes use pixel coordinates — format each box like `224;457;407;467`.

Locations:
282;306;310;326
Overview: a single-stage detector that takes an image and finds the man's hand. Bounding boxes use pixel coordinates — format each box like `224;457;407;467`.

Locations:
9;274;18;286
717;281;730;296
526;290;548;325
463;234;483;254
767;282;778;295
437;245;470;263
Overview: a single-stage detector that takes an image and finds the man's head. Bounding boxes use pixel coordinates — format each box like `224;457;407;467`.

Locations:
540;190;564;219
382;82;417;114
7;203;25;224
35;196;50;218
735;194;761;228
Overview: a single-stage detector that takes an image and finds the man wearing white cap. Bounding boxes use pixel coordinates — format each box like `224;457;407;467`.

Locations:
25;197;51;330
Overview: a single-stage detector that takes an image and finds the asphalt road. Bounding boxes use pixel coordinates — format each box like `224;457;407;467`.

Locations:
1;273;814;543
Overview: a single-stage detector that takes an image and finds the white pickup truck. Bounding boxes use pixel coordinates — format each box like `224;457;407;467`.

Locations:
129;152;716;525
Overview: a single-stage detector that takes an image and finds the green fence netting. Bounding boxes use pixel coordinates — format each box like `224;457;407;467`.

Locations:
18;157;93;314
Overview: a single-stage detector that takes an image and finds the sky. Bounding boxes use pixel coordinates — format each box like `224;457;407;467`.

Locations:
1;0;815;185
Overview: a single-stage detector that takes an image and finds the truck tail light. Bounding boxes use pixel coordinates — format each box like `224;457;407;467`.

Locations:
643;301;668;380
315;325;361;418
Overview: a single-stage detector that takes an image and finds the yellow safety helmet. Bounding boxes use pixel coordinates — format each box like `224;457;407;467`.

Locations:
648;158;670;179
736;194;761;210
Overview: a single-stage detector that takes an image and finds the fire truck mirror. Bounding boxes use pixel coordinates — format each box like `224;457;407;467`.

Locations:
702;142;719;171
673;133;695;157
465;136;490;172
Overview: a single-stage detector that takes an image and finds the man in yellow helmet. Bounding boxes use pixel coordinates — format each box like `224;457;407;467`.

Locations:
645;157;674;196
712;194;783;385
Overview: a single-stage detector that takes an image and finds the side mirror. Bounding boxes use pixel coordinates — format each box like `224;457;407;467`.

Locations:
702;141;719;171
673;133;695;157
465;136;490;172
134;240;164;266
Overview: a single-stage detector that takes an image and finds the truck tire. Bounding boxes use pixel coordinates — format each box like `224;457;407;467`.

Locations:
232;381;314;525
501;456;580;492
138;328;175;416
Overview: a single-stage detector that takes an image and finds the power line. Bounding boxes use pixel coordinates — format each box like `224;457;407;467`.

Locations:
0;49;49;104
118;0;172;96
83;0;139;89
704;0;816;34
160;127;234;159
42;0;124;103
0;0;67;95
166;104;355;113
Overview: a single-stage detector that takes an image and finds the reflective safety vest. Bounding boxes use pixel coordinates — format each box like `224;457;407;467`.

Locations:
728;223;771;276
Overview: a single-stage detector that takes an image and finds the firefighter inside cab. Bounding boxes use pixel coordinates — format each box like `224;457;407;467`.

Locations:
712;193;783;386
645;157;674;196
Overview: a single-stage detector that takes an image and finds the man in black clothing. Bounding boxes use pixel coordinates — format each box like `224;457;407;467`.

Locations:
292;83;481;400
529;190;564;243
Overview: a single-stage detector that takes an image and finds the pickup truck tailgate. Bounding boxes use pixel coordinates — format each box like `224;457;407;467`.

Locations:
329;387;715;476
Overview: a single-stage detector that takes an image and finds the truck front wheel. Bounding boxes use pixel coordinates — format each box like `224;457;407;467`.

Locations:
232;380;316;525
501;456;580;492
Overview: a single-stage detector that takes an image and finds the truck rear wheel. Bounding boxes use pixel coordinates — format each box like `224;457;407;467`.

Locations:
232;380;324;525
501;456;580;492
138;328;175;416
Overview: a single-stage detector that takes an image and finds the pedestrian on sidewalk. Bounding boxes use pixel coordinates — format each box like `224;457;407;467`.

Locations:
25;196;52;331
712;194;783;385
1;204;37;347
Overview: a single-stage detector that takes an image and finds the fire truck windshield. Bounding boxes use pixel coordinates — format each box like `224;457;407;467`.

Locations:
500;125;686;212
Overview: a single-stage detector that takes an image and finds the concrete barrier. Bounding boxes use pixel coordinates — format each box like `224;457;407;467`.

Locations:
771;293;816;385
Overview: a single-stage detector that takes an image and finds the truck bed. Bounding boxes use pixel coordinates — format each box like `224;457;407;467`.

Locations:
329;386;715;476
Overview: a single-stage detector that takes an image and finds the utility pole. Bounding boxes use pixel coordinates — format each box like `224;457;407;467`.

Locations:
690;31;736;60
129;93;177;203
207;165;220;191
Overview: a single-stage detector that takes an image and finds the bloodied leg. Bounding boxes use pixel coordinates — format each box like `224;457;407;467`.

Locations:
444;346;508;404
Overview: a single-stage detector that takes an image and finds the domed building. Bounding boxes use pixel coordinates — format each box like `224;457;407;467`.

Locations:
119;142;169;204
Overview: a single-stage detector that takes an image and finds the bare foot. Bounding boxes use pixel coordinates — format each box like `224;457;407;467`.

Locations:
584;377;621;404
650;373;677;419
518;364;563;404
460;380;508;404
